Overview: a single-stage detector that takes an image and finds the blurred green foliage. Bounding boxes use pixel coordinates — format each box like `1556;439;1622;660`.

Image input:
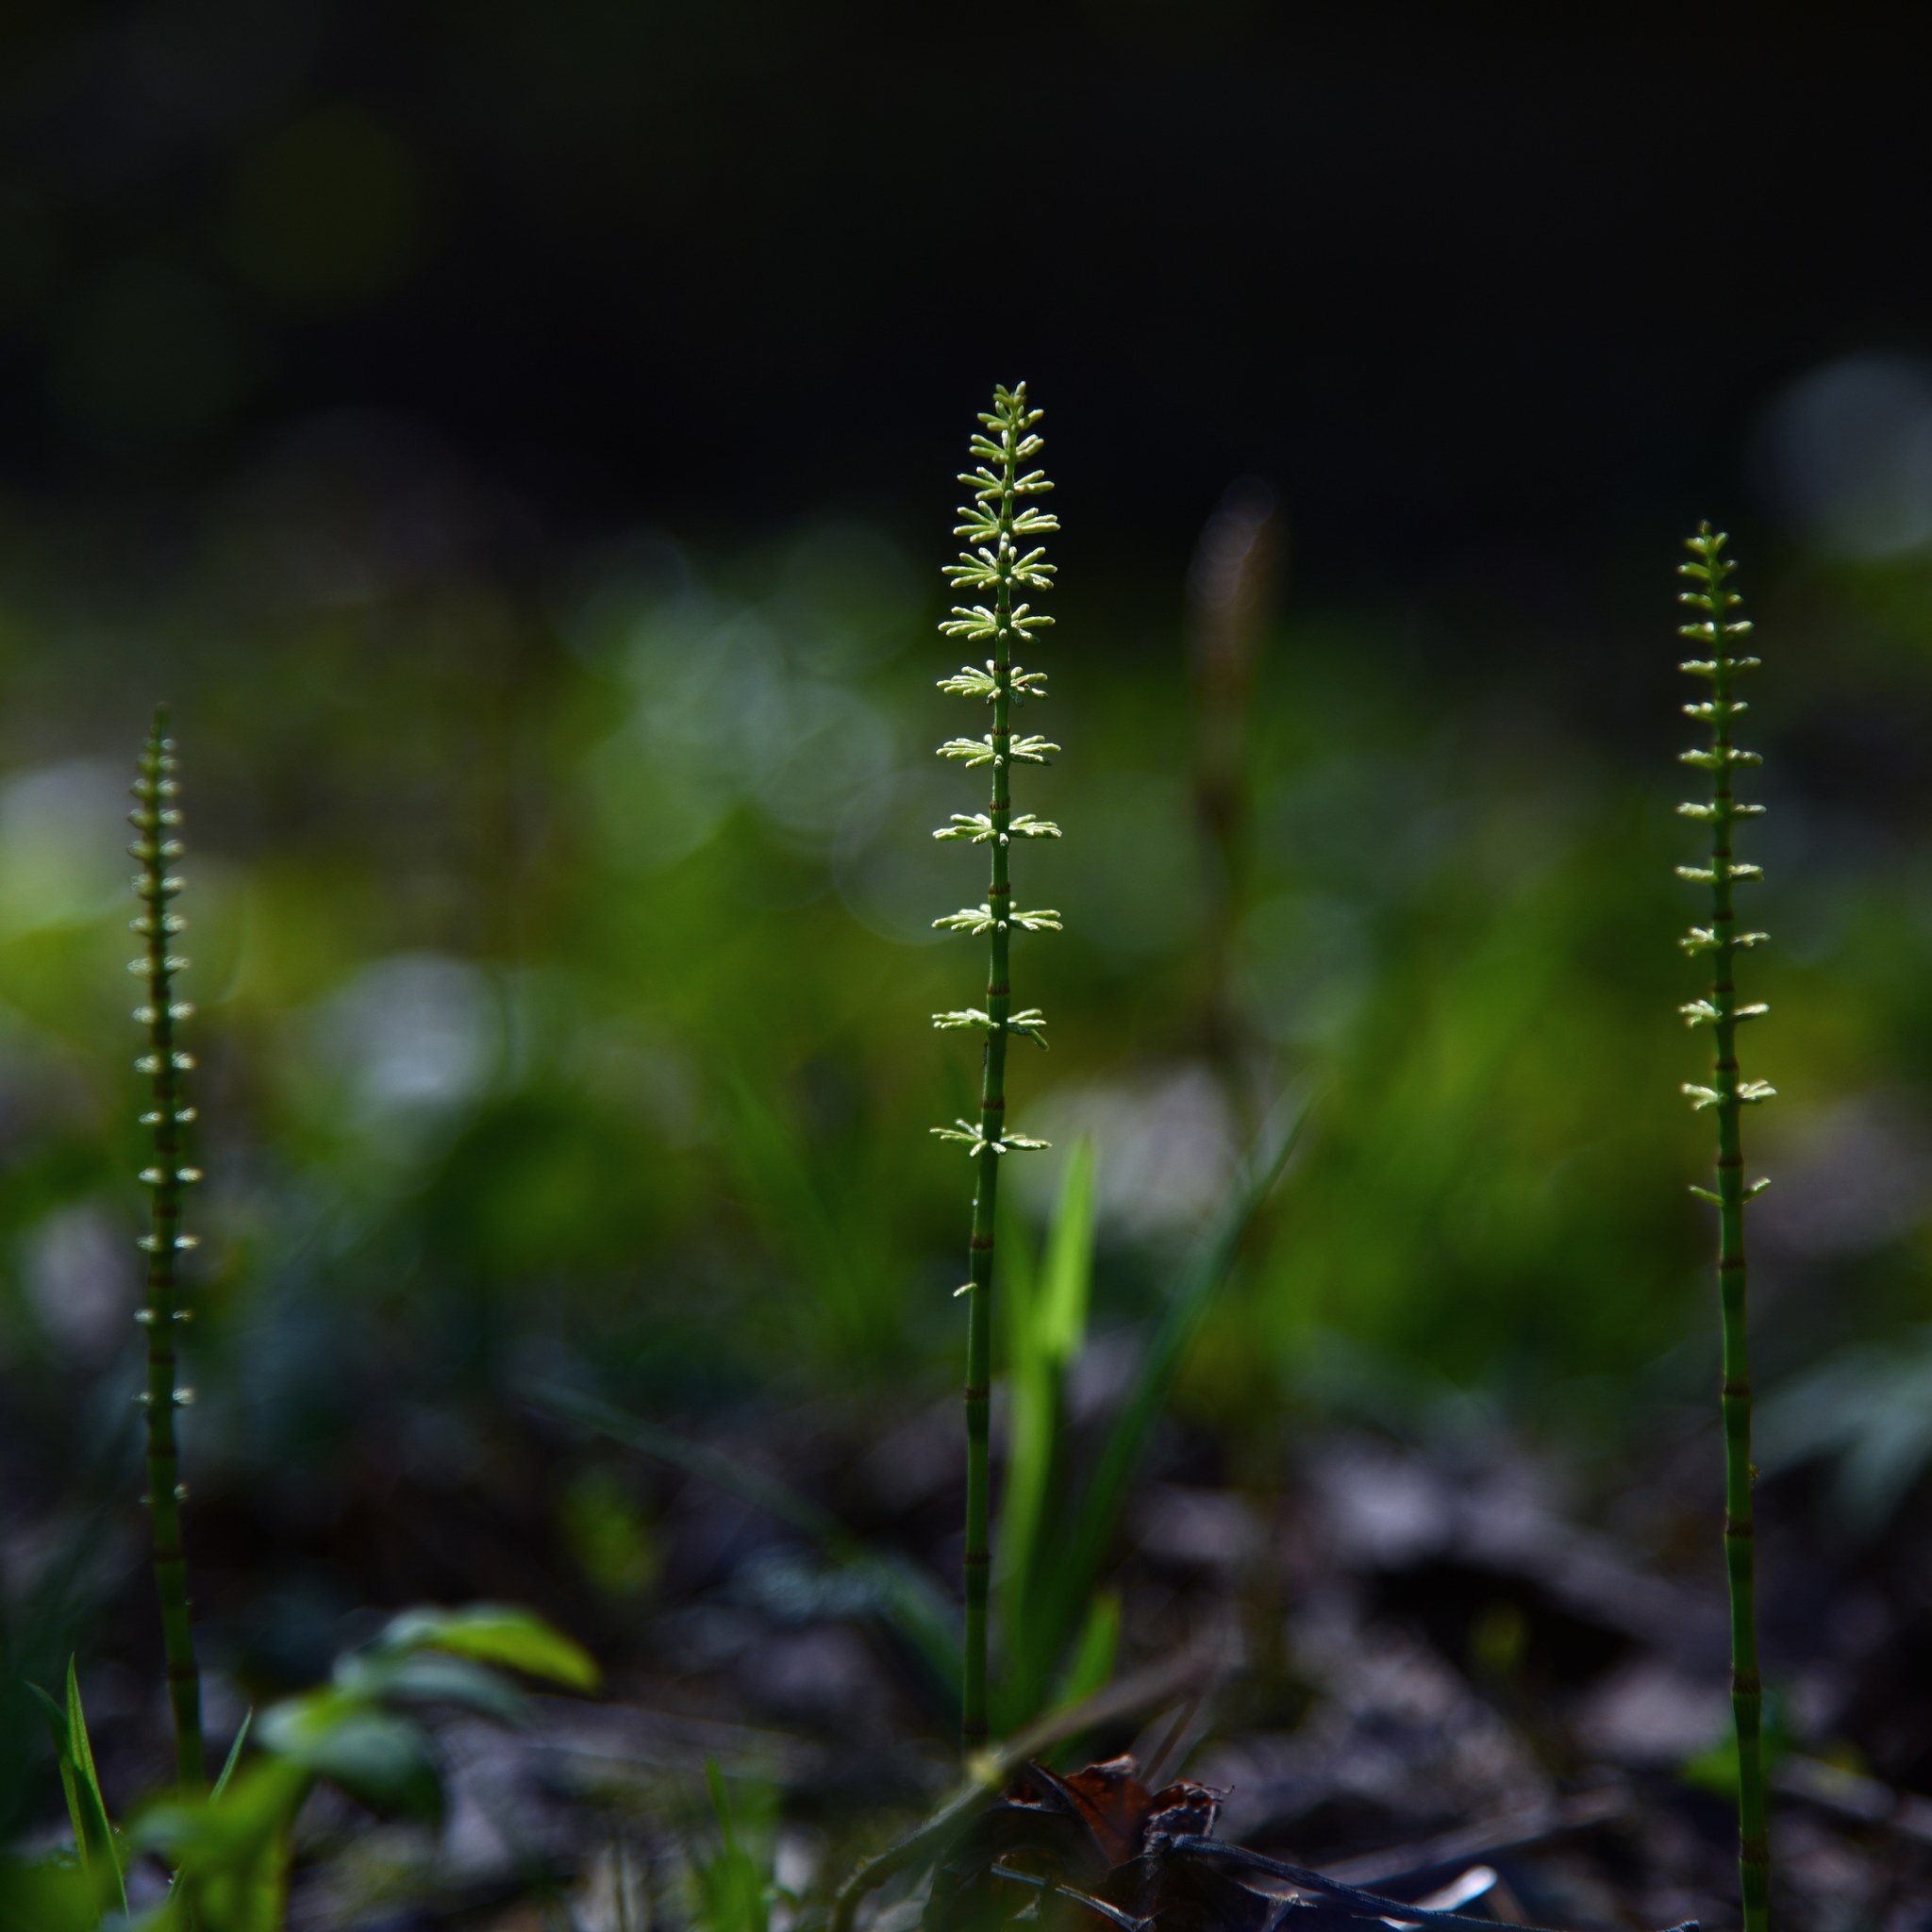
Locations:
3;1605;592;1929
2;488;1932;1713
691;1760;779;1932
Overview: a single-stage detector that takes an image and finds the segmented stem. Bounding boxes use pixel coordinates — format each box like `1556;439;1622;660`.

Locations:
930;383;1060;1755
1676;525;1772;1931
130;711;207;1794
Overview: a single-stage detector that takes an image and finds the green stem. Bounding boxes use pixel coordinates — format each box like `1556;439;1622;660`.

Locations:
933;384;1058;1756
1709;687;1768;1932
132;714;207;1795
961;437;1020;1757
1679;527;1769;1931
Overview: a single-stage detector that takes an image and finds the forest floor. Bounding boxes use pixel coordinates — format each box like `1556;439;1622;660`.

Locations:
38;1386;1932;1932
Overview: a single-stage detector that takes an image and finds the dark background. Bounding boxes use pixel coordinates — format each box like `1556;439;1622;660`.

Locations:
7;1;1931;608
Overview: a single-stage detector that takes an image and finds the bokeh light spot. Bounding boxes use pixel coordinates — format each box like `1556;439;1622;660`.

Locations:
1759;352;1932;558
223;104;429;308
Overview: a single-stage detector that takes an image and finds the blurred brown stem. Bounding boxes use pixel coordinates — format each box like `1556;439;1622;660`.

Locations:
1188;480;1281;1144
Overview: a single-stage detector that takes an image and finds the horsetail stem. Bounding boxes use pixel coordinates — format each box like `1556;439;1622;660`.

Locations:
929;382;1061;1755
130;710;207;1794
1676;525;1773;1932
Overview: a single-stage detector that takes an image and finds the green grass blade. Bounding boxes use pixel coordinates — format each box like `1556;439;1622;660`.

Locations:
705;1758;740;1857
996;1142;1094;1714
1022;1095;1308;1721
211;1709;253;1802
1037;1139;1096;1365
138;1756;308;1932
997;1180;1040;1382
25;1682;87;1871
697;1758;770;1932
994;1197;1047;1664
1053;1588;1120;1715
63;1657;126;1910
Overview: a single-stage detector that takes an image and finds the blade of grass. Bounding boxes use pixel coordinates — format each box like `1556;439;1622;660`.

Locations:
1018;1094;1309;1722
211;1710;253;1802
25;1684;87;1874
1037;1137;1097;1365
698;1758;773;1932
28;1660;126;1912
996;1140;1094;1689
1052;1588;1120;1715
62;1657;121;1903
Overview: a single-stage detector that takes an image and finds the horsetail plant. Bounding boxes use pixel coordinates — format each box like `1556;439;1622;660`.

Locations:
130;710;208;1794
1676;525;1773;1932
930;381;1061;1756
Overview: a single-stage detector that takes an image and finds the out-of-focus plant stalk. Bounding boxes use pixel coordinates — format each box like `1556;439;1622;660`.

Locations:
1188;479;1279;1142
130;711;208;1794
1676;525;1773;1932
930;383;1061;1754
